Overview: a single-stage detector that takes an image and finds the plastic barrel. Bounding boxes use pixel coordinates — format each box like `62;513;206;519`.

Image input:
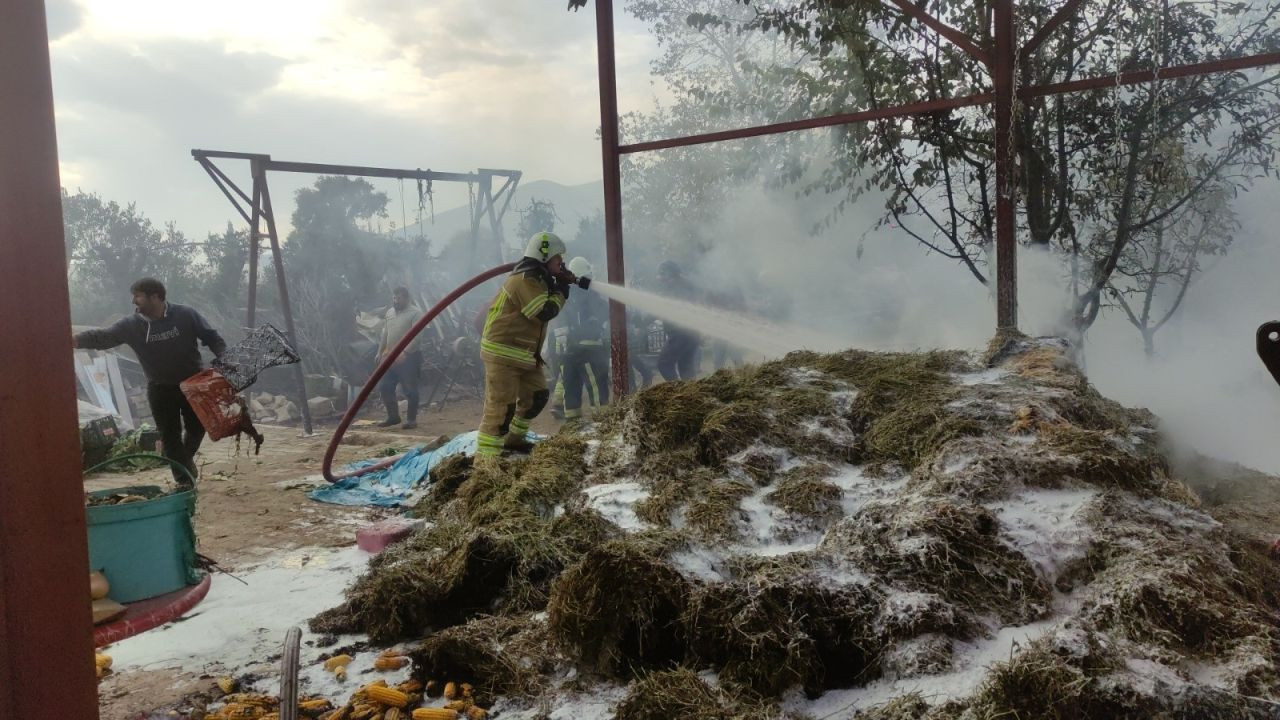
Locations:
85;486;199;603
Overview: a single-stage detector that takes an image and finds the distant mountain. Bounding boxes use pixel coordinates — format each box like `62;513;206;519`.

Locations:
406;178;604;252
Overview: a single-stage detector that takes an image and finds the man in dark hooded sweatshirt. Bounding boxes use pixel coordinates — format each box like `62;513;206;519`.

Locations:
73;278;226;485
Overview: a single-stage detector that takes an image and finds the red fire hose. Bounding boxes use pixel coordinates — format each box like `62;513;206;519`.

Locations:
322;262;516;483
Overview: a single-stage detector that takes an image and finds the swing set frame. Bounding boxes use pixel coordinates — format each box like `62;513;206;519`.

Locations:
190;149;521;434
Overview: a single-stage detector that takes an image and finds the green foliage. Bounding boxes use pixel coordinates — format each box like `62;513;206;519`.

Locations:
62;189;197;323
514;197;560;241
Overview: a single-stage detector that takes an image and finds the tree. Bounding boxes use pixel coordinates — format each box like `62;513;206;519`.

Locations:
1110;184;1236;357
271;176;394;375
62;189;196;323
201;223;248;306
735;0;1280;336
515;198;561;240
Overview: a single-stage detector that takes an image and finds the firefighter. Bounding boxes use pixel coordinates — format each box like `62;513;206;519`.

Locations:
656;260;701;381
475;231;581;461
558;257;610;419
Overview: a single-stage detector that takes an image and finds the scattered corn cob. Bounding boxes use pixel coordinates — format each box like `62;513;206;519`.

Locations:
299;698;334;715
465;708;487;720
321;703;354;720
365;685;409;708
424;681;442;698
459;684;473;699
220;703;266;718
335;666;348;682
223;693;278;707
397;679;423;694
442;682;457;700
369;679;389;688
94;653;113;670
324;654;354;672
411;710;458;720
384;709;403;720
217;677;238;694
378;648;406;659
349;703;378;720
443;700;469;712
374;655;409;671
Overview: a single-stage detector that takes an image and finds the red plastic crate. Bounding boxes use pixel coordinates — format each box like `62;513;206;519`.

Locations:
179;369;245;441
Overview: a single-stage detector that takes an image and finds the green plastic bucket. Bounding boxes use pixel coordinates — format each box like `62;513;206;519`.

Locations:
85;485;199;603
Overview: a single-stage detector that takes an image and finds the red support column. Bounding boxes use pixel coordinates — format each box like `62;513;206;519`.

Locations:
993;0;1018;329
0;1;100;717
595;0;630;398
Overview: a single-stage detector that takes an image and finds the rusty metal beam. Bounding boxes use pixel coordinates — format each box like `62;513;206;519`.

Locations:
595;0;630;399
1021;0;1088;56
1021;51;1280;98
619;92;993;155
246;174;262;329
885;0;991;66
197;158;252;225
993;0;1018;329
254;159;314;436
0;0;99;718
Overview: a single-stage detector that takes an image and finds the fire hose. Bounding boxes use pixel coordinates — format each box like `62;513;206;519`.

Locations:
321;263;515;483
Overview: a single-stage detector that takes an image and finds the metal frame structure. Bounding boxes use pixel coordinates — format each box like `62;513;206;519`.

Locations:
589;0;1280;400
2;1;100;718
191;150;522;434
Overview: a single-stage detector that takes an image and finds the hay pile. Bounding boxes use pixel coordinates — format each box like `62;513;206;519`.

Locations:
312;333;1280;718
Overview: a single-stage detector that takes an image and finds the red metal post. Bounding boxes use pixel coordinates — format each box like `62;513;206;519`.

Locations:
993;0;1018;329
256;163;315;435
595;0;630;398
0;0;100;717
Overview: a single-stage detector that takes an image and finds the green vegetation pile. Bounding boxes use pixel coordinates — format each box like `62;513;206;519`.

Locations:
311;333;1280;718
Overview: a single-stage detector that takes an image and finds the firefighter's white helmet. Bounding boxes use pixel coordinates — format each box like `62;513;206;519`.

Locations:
567;256;593;278
523;231;567;263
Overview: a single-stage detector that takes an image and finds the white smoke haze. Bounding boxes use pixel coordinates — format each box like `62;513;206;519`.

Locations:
616;156;1280;474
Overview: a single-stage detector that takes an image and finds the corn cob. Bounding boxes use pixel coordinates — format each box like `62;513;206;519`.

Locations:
217;677;239;694
365;685;409;708
442;682;457;700
443;700;470;712
424;681;442;698
378;648;407;659
299;698;334;715
94;653;113;670
335;666;348;682
464;708;487;720
350;703;378;720
397;679;423;694
322;703;354;720
411;710;458;720
369;679;389;688
220;704;266;718
324;654;354;671
223;693;278;707
374;655;409;671
459;684;472;699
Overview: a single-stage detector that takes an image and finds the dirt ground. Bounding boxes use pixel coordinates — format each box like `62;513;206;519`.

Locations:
91;396;564;720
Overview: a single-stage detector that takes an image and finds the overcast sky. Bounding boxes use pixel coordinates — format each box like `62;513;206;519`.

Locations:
45;0;661;236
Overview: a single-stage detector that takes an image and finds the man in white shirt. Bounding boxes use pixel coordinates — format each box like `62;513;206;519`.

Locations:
375;286;424;429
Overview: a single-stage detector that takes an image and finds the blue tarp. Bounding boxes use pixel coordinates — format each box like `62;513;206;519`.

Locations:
309;432;480;507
